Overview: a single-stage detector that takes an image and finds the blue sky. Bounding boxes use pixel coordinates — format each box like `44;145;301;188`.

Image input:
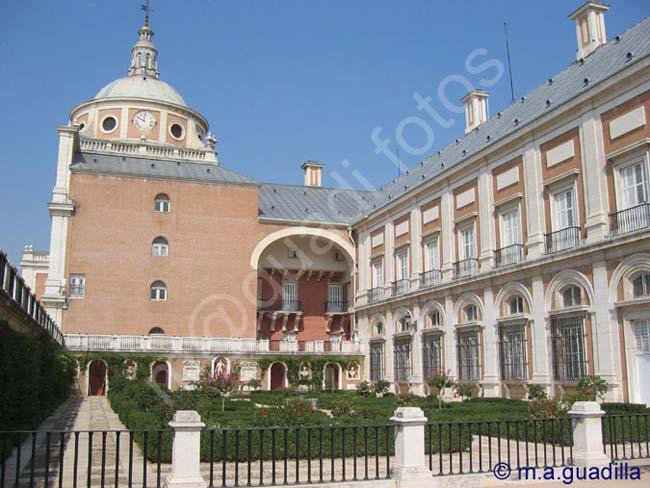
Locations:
0;0;647;264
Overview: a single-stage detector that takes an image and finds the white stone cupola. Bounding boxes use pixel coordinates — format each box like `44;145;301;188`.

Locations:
128;20;159;79
569;1;609;60
461;89;489;133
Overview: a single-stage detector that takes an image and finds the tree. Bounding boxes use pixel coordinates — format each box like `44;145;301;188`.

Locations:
197;371;239;412
426;371;455;409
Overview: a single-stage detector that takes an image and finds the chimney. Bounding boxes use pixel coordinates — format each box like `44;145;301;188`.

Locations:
569;1;609;60
461;89;489;133
302;161;324;187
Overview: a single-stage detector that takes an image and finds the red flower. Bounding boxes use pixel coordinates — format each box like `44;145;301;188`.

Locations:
262;408;268;415
309;406;314;412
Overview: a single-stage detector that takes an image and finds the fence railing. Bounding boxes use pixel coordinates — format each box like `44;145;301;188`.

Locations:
391;279;409;297
0;251;63;346
367;287;384;303
494;244;524;268
602;413;650;461
0;429;168;488
609;203;650;237
544;226;581;255
425;418;573;476
205;425;392;487
323;301;349;314
267;340;363;354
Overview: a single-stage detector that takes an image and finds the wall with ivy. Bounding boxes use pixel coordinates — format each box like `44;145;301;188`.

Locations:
257;355;361;390
0;320;75;431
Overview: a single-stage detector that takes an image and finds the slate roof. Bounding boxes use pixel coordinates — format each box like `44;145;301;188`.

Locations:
71;151;257;186
357;16;650;220
259;183;374;225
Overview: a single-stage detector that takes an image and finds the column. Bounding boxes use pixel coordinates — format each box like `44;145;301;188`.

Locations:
443;295;457;383
385;221;394;293
410;207;422;289
165;411;207;488
530;274;552;389
478;165;494;271
522;141;545;258
580;111;609;241
385;308;395;384
591;258;619;396
440;189;455;282
411;303;423;394
568;401;610;466
481;286;500;397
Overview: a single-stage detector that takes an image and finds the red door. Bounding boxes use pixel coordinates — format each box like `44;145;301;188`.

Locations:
88;361;107;396
270;363;286;390
152;362;169;389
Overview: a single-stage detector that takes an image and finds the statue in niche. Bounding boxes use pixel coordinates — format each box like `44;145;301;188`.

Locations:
347;363;359;380
123;360;137;380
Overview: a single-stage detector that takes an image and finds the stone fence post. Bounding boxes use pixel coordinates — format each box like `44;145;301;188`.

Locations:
568;401;610;466
165;411;206;488
390;407;431;487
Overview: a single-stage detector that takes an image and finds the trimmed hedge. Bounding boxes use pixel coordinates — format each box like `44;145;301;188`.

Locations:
0;320;75;432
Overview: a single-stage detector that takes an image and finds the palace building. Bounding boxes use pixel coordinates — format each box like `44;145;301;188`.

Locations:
19;2;650;403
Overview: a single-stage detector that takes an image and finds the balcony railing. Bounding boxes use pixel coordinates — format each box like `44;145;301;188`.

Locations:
609;202;650;237
544;226;581;254
258;299;302;312
324;300;349;313
494;243;524;268
0;250;63;346
391;279;410;296
420;269;441;288
453;258;478;279
368;287;385;303
65;333;364;355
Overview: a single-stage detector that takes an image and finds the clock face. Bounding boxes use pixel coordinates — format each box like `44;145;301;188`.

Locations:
133;111;156;131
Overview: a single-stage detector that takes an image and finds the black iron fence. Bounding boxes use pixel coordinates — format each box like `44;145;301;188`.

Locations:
544;227;580;255
609;203;650;237
205;425;392;487
0;429;168;488
602;413;650;461
426;418;573;476
0;251;63;346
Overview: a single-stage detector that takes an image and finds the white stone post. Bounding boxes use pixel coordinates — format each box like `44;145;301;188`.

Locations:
390;407;431;487
568;401;610;467
165;411;206;488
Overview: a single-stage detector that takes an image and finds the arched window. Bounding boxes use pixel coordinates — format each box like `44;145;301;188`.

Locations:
562;286;581;307
464;305;478;322
398;313;413;332
148;327;165;335
430;310;442;327
509;296;524;315
373;321;384;336
150;281;167;301
152;237;169;256
154;194;171;213
632;272;650;298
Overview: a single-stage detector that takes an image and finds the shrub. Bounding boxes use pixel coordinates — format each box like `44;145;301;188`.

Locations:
576;375;608;401
356;381;372;397
331;398;354;417
529;399;563;418
527;384;548;401
373;380;391;396
396;392;418;407
454;382;474;401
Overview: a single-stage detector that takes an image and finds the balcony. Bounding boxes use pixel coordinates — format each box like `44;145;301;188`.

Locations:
544;226;581;255
259;299;302;313
453;258;478;279
420;269;441;288
268;340;362;354
324;300;349;314
494;244;524;268
609;203;650;237
391;279;410;296
368;287;385;303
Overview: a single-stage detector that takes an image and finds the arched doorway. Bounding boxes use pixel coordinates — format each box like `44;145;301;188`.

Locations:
270;363;286;391
88;360;107;396
324;363;340;390
152;361;169;389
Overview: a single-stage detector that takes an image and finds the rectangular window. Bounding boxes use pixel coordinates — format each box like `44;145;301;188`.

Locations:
282;281;297;311
69;274;86;298
459;224;476;260
552;316;587;382
422;334;442;380
553;188;577;230
620;161;648;209
499;325;527;381
634;320;650;354
370;342;384;381
500;208;521;247
372;260;384;288
457;331;480;381
393;338;411;382
396;250;409;280
424;238;440;271
327;283;343;312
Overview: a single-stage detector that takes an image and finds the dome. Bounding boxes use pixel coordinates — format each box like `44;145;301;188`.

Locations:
94;76;187;107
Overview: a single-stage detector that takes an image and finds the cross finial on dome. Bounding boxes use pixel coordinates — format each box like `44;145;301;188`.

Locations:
141;0;154;27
